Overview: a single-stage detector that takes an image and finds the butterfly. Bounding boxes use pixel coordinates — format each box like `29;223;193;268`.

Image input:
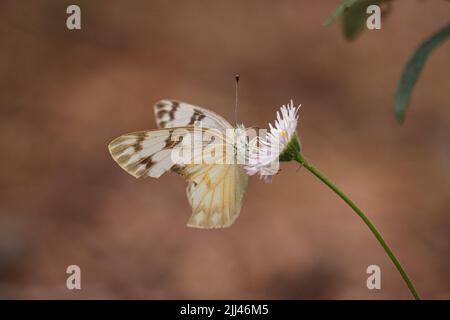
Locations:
108;100;248;229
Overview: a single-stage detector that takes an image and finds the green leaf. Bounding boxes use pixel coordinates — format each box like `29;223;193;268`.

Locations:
342;0;382;40
395;22;450;123
324;0;359;26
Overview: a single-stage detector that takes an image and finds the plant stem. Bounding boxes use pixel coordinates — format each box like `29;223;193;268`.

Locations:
294;153;420;300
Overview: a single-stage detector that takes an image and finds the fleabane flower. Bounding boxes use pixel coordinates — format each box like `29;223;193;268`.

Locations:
245;100;301;182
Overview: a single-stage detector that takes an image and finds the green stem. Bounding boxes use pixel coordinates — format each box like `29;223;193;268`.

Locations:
294;153;420;300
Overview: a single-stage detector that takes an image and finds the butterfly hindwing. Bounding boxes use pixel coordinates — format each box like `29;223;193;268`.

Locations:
180;164;248;229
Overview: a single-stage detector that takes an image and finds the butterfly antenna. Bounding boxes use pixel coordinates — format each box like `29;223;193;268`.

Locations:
234;74;239;126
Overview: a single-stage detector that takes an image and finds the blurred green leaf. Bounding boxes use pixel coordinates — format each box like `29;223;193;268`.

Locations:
342;0;382;40
395;22;450;123
324;0;359;26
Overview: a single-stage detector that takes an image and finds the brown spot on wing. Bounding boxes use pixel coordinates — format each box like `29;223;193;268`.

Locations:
189;109;206;125
171;164;184;175
164;133;183;148
155;102;166;110
156;101;180;127
110;144;131;157
134;134;146;152
140;156;155;169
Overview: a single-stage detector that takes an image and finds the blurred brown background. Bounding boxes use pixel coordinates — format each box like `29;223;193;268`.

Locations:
0;0;449;299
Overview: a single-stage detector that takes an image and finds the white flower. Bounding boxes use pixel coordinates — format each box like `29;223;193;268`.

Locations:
245;100;300;182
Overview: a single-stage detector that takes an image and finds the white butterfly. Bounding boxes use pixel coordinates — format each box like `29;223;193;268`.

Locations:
108;100;248;229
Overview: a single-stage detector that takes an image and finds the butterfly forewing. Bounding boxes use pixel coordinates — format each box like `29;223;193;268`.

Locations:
154;99;233;131
109;129;184;179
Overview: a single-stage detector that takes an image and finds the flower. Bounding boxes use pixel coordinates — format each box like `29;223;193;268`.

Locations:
244;101;420;299
245;100;301;181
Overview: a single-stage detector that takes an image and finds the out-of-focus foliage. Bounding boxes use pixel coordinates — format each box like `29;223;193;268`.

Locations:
325;0;450;123
342;0;389;40
395;23;450;123
324;0;360;26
